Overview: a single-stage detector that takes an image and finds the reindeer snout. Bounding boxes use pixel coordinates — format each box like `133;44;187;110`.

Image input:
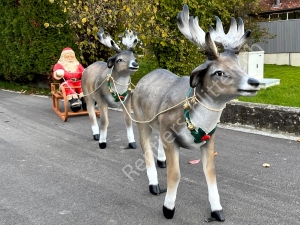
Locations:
129;61;139;71
132;61;139;67
248;78;260;87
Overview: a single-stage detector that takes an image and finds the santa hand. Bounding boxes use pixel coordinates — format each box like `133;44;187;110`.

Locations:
54;69;64;80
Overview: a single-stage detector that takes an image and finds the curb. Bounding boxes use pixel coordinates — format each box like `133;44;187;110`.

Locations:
3;89;299;138
221;101;300;135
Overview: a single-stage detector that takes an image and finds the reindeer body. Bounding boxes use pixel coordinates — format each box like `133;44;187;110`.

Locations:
134;69;220;149
132;5;260;221
82;29;139;149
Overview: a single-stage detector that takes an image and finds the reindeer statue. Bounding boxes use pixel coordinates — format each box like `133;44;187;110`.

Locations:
81;28;139;149
132;4;260;222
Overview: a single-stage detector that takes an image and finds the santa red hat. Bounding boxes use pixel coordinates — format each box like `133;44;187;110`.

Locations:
61;47;74;54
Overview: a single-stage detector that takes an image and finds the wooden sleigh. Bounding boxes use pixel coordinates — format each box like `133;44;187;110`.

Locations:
51;83;100;122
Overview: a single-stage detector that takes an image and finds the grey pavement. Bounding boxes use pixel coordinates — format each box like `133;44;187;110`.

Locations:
0;89;299;225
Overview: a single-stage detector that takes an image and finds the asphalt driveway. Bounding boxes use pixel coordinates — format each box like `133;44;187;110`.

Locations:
0;90;299;225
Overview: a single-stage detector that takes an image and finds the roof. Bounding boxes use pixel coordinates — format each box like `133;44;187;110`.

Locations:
260;0;300;12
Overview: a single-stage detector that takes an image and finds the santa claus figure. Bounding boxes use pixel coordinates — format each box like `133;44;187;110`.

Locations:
53;47;86;112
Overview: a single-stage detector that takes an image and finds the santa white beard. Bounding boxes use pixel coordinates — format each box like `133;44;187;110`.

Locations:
59;60;80;72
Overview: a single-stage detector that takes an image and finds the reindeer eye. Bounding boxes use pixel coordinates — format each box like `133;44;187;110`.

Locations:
116;59;124;63
214;71;224;77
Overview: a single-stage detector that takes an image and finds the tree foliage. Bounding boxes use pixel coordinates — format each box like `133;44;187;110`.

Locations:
48;0;266;75
0;0;269;83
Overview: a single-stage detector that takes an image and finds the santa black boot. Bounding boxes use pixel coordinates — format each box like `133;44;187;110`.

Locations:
69;97;81;112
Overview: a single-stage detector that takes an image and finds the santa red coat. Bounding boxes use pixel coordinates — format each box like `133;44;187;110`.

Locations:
53;63;85;97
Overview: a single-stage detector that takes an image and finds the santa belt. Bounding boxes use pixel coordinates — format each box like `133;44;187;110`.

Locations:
67;78;81;82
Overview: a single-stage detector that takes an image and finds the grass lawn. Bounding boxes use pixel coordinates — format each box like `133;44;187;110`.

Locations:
238;64;300;108
132;60;300;108
1;61;299;108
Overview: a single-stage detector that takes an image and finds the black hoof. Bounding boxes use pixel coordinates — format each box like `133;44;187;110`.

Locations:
163;205;175;219
99;142;106;149
128;142;137;149
149;184;167;195
157;159;166;168
205;210;225;222
211;210;225;221
93;134;99;141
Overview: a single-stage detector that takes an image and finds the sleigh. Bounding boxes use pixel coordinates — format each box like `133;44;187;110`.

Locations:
51;83;100;122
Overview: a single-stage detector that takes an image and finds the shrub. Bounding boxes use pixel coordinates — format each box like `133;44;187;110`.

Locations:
0;0;77;84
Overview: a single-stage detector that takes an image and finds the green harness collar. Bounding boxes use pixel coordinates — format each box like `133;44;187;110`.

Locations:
184;87;217;144
106;67;130;102
107;80;128;102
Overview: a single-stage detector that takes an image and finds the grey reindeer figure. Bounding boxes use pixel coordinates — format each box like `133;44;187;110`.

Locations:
81;28;139;149
132;4;260;222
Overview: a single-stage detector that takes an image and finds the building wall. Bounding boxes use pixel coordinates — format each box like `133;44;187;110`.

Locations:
258;19;300;53
257;19;300;66
264;53;300;66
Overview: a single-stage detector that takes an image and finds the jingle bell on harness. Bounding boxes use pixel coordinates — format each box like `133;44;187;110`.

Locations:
187;123;195;130
185;118;195;130
183;101;190;110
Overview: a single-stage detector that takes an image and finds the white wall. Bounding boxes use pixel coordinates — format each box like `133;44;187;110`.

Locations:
264;53;300;66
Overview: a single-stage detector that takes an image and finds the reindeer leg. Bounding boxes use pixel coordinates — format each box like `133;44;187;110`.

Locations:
136;122;164;195
98;101;109;149
122;95;136;149
85;96;99;141
157;136;166;168
201;134;225;222
162;141;180;219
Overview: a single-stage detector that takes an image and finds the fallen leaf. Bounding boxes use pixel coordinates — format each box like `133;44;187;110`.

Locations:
262;163;270;168
214;152;218;156
297;138;300;142
189;159;200;164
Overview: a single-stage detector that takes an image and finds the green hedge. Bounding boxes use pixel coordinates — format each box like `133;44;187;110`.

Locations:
0;0;78;84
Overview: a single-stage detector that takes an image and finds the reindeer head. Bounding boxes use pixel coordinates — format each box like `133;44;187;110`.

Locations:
177;5;260;100
97;28;139;75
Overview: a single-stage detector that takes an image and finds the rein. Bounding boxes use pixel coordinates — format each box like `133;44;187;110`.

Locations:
83;69;225;143
116;85;225;129
81;67;135;98
61;77;77;94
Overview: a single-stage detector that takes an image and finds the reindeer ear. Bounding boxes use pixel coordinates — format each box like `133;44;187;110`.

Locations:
190;63;208;88
107;55;117;68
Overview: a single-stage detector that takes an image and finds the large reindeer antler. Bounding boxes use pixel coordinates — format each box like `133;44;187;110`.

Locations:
177;5;206;49
97;27;138;52
209;17;251;53
122;30;138;51
97;27;122;53
177;4;251;54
